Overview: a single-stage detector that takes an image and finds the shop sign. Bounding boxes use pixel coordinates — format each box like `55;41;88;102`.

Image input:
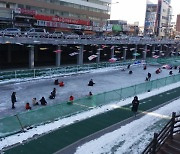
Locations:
14;8;36;15
83;26;92;30
34;14;90;26
93;26;103;32
67;24;81;29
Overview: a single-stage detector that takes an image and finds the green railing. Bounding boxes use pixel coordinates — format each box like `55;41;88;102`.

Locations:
0;61;134;81
146;57;180;65
0;73;180;138
0;57;180;82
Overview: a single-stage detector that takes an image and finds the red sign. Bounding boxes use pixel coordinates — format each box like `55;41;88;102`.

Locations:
34;14;90;26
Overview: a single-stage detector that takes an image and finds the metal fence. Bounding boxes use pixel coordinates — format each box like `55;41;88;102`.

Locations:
0;60;133;81
0;72;180;138
0;57;180;82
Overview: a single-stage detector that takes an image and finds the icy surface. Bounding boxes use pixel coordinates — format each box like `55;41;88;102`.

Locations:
0;64;180;153
0;64;177;118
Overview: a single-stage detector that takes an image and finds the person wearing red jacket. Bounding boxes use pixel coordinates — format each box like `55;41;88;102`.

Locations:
67;95;74;105
25;102;31;110
59;81;64;87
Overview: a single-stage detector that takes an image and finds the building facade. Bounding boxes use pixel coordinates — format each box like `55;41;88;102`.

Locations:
176;14;180;33
144;0;172;37
144;3;157;36
0;0;111;32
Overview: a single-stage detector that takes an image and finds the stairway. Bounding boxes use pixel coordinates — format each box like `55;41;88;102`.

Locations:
157;133;180;154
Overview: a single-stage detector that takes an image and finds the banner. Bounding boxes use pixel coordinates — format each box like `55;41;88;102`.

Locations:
69;52;79;56
88;55;97;61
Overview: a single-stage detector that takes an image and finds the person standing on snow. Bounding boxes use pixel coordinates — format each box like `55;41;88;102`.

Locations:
11;92;17;109
131;96;139;116
147;72;151;81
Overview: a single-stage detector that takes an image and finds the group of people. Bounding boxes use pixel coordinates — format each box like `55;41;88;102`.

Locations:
11;91;49;110
54;79;64;87
12;78;95;109
25;97;47;110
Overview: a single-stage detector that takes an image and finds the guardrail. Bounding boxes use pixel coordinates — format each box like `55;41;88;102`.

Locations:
0;71;180;138
0;57;180;82
0;60;133;82
142;112;180;154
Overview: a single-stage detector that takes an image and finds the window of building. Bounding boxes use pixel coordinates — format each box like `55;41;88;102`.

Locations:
26;5;31;10
6;3;10;8
18;4;24;8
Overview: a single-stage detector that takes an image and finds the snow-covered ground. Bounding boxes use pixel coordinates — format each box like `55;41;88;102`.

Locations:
0;64;178;118
0;64;180;153
1;82;180;153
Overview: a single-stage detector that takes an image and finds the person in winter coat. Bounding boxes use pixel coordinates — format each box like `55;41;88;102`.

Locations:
129;70;133;74
49;88;56;99
54;79;59;85
131;96;139;116
40;97;47;106
127;64;131;69
32;98;39;106
88;79;95;86
169;71;173;75
88;91;93;99
147;72;151;81
11;92;17;109
143;65;147;70
67;95;74;105
89;91;93;96
25;102;31;110
59;81;64;87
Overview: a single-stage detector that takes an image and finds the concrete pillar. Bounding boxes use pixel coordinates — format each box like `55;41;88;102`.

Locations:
111;46;114;58
56;45;61;67
152;44;155;57
77;45;84;65
29;45;34;69
7;45;11;63
175;44;179;57
123;46;127;60
166;45;169;57
96;47;101;63
133;44;137;60
143;45;147;60
159;45;162;56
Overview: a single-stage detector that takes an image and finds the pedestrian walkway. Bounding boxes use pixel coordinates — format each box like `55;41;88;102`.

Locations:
3;86;180;154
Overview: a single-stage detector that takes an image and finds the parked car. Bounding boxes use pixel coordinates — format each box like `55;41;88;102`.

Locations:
63;32;79;39
24;28;48;37
3;28;21;36
49;31;64;38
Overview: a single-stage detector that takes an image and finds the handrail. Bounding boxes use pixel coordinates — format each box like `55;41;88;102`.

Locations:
0;56;180;82
142;112;180;154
